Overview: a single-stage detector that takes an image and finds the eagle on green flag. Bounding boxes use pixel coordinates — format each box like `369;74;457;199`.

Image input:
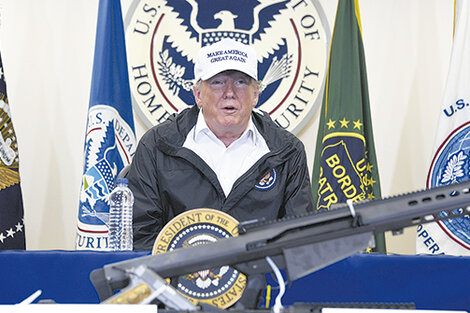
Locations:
311;0;384;251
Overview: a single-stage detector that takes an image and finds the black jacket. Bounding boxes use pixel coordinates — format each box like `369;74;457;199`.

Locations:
128;105;314;251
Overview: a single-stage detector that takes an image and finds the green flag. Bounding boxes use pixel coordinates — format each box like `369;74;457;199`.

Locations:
311;0;385;252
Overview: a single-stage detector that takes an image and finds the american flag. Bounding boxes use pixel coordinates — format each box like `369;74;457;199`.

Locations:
0;52;26;250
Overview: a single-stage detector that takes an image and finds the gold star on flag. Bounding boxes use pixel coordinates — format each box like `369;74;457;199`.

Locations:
339;118;349;128
353;119;363;130
366;163;374;172
327;119;336;129
369;176;377;187
368;192;375;200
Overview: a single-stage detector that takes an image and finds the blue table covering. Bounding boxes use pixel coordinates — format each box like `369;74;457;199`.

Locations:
0;251;468;311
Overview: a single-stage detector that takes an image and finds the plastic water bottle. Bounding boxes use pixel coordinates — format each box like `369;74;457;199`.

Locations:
108;177;134;251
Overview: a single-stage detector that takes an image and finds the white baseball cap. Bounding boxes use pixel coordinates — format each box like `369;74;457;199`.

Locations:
194;39;258;82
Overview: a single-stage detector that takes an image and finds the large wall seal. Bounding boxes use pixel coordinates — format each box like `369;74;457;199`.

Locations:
125;0;330;134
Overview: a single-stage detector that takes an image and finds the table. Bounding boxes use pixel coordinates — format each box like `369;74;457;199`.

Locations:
0;251;468;311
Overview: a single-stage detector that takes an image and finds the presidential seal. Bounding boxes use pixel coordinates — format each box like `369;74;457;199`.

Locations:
152;208;245;309
255;168;277;191
76;105;136;250
125;0;330;134
427;122;470;251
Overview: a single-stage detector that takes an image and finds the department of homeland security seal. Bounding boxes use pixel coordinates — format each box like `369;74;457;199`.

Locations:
427;122;470;250
152;208;245;309
125;0;330;134
76;105;136;250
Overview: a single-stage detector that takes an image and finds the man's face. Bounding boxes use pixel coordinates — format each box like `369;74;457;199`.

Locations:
193;70;259;138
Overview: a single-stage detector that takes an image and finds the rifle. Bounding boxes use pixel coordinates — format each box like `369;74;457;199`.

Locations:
90;181;470;308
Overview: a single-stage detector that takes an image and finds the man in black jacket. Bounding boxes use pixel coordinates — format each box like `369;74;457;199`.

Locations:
128;38;314;251
127;38;314;308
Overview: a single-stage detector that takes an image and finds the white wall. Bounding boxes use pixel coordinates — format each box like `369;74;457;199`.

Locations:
0;0;453;252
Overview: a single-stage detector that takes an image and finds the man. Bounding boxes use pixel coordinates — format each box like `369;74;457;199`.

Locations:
128;38;314;251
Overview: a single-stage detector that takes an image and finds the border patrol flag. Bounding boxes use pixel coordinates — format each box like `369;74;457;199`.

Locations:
76;0;136;250
416;0;470;255
311;0;384;252
0;52;26;250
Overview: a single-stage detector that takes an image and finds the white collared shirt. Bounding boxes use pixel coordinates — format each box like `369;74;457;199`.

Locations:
183;110;270;197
